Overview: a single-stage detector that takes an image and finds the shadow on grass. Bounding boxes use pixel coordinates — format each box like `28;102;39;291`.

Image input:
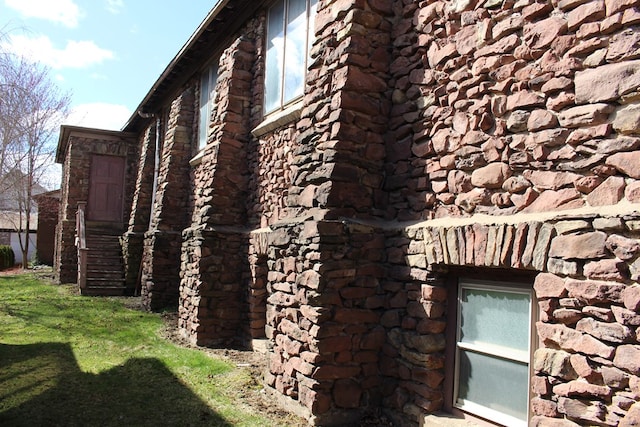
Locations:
0;342;232;427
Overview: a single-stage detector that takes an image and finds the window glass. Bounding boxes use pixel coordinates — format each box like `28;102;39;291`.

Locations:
308;0;317;54
459;287;530;352
265;1;285;112
458;350;530;421
283;0;307;101
264;0;316;113
455;281;532;427
198;63;218;150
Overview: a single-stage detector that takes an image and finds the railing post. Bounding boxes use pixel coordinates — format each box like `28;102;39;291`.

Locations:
76;202;87;291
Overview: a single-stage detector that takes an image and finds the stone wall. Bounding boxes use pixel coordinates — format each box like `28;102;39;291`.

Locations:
55;138;76;283
379;213;640;425
264;218;388;424
376;0;640;425
247;122;297;229
386;0;640;220
260;0;394;423
124;0;640;424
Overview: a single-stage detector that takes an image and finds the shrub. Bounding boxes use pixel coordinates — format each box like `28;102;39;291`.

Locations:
0;245;15;270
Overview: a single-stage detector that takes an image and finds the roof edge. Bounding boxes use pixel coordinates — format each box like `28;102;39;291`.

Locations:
55;125;136;164
121;0;232;132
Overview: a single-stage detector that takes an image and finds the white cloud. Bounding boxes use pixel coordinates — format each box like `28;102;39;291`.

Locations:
64;103;131;131
4;0;82;28
2;34;114;69
106;0;124;14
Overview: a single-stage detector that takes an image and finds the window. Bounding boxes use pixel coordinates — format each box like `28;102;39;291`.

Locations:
264;0;317;113
453;280;534;427
198;62;219;150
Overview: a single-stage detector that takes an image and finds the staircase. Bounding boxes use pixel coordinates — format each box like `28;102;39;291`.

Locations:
79;223;126;296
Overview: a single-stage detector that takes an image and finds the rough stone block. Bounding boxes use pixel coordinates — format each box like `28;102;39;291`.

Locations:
575;60;640;103
557;103;614;128
535;273;568;298
565;278;625;305
534;348;578;380
613;345;640;374
549;232;608;260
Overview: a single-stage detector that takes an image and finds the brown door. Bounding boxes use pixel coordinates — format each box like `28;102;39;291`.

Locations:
87;155;124;222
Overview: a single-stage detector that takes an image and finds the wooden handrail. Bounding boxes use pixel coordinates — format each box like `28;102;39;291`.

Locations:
76;202;87;290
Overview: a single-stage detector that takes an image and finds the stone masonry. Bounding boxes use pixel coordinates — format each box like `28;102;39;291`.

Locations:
122;124;158;294
140;89;195;310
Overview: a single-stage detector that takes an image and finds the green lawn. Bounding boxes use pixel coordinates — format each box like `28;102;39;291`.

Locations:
0;272;295;426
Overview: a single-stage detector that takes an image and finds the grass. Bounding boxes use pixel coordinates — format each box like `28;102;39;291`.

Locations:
0;272;290;426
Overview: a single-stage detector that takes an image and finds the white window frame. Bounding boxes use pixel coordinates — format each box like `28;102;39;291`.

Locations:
264;0;317;114
453;279;535;427
198;61;219;150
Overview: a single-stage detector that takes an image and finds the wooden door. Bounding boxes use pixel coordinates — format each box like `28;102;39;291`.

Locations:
87;155;125;222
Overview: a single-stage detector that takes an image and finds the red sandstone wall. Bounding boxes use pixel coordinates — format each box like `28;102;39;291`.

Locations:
159;0;640;424
248;124;298;228
386;0;640;221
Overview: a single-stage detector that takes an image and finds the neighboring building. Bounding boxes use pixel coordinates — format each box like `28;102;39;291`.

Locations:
0;211;37;265
55;1;640;426
0;170;49;266
34;190;60;266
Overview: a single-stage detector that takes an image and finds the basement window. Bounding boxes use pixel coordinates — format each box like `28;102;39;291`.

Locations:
198;61;219;150
452;279;535;427
264;0;317;114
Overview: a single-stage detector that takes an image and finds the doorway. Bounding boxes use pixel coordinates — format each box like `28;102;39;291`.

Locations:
87;155;125;223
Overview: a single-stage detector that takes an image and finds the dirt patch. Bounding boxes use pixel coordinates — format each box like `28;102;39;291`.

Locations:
158;311;308;426
159;311;395;426
0;266;28;276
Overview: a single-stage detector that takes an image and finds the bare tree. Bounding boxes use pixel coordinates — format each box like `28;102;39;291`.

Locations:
0;29;71;267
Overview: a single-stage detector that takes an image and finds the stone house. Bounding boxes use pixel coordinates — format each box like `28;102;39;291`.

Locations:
54;0;640;425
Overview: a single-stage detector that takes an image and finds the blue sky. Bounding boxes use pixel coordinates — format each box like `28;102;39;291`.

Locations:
1;0;215;131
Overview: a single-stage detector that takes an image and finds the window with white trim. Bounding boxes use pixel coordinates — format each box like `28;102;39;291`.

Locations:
454;280;534;427
264;0;317;114
198;62;219;150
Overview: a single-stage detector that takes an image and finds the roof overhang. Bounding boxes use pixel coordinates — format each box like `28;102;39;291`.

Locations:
121;0;263;134
55;125;136;164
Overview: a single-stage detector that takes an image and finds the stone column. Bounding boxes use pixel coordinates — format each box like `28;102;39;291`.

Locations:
178;36;256;344
122;124;157;294
141;89;194;310
262;0;394;421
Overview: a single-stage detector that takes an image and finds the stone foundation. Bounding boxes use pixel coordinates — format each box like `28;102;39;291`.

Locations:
179;227;247;347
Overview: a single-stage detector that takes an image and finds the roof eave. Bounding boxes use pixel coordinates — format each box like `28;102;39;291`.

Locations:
55;125;136;164
121;0;234;133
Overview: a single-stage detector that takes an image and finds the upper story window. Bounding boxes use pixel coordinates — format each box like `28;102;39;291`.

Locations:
198;62;219;150
264;0;317;114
